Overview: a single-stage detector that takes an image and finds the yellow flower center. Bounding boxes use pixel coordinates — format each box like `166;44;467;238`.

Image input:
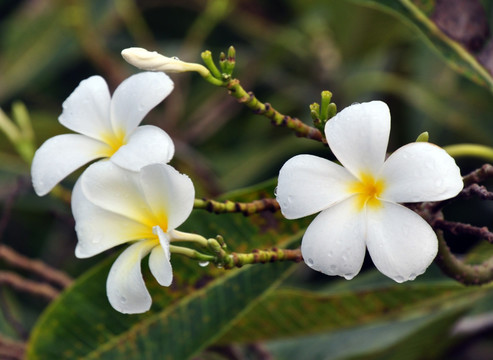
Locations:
348;172;385;211
99;129;126;157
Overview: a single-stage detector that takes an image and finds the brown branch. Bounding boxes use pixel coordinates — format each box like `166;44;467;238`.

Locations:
0;271;60;301
0;245;72;288
433;219;493;244
0;335;25;360
462;163;493;187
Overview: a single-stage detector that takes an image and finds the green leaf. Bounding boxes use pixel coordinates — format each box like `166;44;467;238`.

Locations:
349;0;493;92
217;280;480;344
265;303;471;360
26;181;304;359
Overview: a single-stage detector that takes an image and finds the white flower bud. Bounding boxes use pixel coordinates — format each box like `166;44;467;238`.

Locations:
121;47;210;77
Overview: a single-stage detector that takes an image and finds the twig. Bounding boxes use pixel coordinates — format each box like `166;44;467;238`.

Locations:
434;219;493;244
0;335;25;360
225;78;325;143
434;230;493;285
194;197;280;216
0;271;60;301
0;244;73;288
224;248;303;269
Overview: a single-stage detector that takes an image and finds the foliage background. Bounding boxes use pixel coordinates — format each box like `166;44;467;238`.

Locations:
2;0;493;359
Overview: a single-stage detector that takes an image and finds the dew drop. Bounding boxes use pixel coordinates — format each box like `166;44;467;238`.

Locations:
343;273;354;280
120;296;127;304
91;235;102;244
395;275;404;282
172;56;180;61
306;258;314;267
198;261;209;267
409;273;417;280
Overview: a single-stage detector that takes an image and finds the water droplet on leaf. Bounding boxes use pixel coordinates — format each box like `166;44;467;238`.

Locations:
198;261;209;267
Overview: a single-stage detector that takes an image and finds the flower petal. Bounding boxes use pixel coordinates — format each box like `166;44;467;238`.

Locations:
111;125;175;171
58;76;112;141
149;226;173;286
80;161;155;226
380;142;463;203
106;239;156;314
110;72;173;135
276;154;356;219
301;197;366;280
31;134;110;196
366;201;438;282
139;164;195;231
325;101;390;177
72;178;153;258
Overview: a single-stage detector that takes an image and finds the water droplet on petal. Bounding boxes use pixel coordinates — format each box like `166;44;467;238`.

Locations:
198;261;209;267
306;258;314;267
91;235;102;244
172;56;180;60
343;273;354;280
120;296;127;304
409;273;417;280
395;275;404;282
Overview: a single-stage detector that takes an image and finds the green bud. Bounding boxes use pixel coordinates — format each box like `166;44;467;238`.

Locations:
201;50;222;79
320;90;333;121
416;131;429;142
309;102;320;121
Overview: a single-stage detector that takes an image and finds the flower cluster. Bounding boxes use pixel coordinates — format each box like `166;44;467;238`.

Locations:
276;101;463;282
31;72;194;314
31;53;464;314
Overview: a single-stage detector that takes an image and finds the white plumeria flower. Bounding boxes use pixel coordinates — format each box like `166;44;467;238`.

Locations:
72;160;194;314
276;101;463;283
31;72;175;196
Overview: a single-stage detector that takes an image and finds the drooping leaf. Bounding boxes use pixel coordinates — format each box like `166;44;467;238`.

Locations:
349;0;493;92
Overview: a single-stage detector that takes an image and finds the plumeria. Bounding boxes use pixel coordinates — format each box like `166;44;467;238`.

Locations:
121;47;210;76
276;101;463;282
31;72;175;196
72;160;195;314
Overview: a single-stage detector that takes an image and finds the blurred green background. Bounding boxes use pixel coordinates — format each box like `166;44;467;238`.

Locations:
3;0;493;359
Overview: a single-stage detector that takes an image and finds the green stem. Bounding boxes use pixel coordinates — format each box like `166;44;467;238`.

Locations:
435;231;493;285
169;245;215;262
169;230;209;248
194;197;279;215
222;248;302;269
224;78;325;143
444;144;493;162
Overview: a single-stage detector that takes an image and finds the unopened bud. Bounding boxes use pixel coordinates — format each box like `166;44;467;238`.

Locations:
121;47;210;77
